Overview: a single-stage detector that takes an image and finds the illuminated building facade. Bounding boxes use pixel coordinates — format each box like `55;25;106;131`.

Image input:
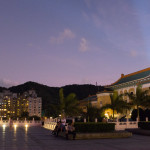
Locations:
109;67;150;97
79;95;97;112
80;67;150;119
98;67;150;118
0;90;42;118
0;90;17;118
28;90;42;117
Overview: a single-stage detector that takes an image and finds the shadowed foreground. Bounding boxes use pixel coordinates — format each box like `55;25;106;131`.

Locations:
0;126;150;150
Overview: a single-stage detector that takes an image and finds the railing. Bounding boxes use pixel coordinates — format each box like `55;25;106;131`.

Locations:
44;118;57;130
44;117;141;131
108;118;139;130
0;119;41;127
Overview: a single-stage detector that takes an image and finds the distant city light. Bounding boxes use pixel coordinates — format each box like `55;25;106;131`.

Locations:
3;124;6;128
14;124;17;128
25;124;28;128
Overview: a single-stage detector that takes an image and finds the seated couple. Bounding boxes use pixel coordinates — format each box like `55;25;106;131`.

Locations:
52;121;76;140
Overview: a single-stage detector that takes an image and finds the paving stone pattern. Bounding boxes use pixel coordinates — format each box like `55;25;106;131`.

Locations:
0;126;150;150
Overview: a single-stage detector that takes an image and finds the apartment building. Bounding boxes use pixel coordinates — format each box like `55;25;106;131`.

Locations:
28;90;42;117
0;90;42;118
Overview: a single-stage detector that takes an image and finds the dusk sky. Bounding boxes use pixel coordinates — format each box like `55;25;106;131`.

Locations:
0;0;150;88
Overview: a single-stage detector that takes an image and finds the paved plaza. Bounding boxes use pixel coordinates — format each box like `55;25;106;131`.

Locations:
0;126;150;150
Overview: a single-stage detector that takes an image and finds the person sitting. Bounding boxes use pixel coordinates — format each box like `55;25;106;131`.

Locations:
61;118;66;132
61;118;66;126
52;122;59;135
56;121;68;137
66;122;76;140
56;121;62;136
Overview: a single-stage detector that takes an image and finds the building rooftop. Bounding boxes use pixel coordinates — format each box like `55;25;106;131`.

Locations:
81;95;97;102
97;90;113;94
111;67;150;86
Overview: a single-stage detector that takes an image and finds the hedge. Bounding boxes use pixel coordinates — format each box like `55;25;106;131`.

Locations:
74;122;115;133
138;122;150;130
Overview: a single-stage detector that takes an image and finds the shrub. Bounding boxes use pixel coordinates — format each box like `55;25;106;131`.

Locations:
138;122;150;130
74;122;115;133
145;109;150;121
131;108;146;121
28;115;41;120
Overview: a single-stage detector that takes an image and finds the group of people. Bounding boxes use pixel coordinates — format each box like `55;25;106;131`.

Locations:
52;120;76;140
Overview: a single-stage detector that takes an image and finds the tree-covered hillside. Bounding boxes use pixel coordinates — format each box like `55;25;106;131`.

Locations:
9;81;60;110
0;81;106;110
0;87;7;92
62;84;105;100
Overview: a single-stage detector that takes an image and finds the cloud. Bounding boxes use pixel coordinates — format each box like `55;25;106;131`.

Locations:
79;38;89;52
50;29;75;44
0;79;18;88
130;50;138;57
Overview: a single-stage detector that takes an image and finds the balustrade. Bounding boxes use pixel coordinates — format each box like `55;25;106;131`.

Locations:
0;118;42;127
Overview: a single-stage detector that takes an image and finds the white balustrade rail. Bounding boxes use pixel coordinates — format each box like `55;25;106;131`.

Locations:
0;120;9;127
0;118;41;127
43;117;141;131
44;118;57;130
108;118;138;130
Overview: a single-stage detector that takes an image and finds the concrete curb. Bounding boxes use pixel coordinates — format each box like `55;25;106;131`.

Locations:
126;129;150;136
75;132;132;139
58;131;132;140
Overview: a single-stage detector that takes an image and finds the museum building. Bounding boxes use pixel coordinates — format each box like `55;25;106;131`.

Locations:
97;67;150;118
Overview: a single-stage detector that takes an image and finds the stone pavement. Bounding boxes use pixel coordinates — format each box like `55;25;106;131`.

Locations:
0;126;150;150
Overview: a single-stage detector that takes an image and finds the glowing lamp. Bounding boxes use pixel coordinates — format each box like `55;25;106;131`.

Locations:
25;124;28;128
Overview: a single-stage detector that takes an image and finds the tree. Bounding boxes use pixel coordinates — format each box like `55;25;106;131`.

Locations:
131;108;145;121
101;91;129;120
126;85;150;121
145;109;150;120
59;88;81;118
28;115;41;120
21;111;29;119
82;103;103;122
45;104;60;118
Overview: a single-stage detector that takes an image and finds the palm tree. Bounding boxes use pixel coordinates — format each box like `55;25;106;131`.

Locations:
101;91;129;120
83;103;102;122
59;88;80;118
45;104;60;118
126;85;150;121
